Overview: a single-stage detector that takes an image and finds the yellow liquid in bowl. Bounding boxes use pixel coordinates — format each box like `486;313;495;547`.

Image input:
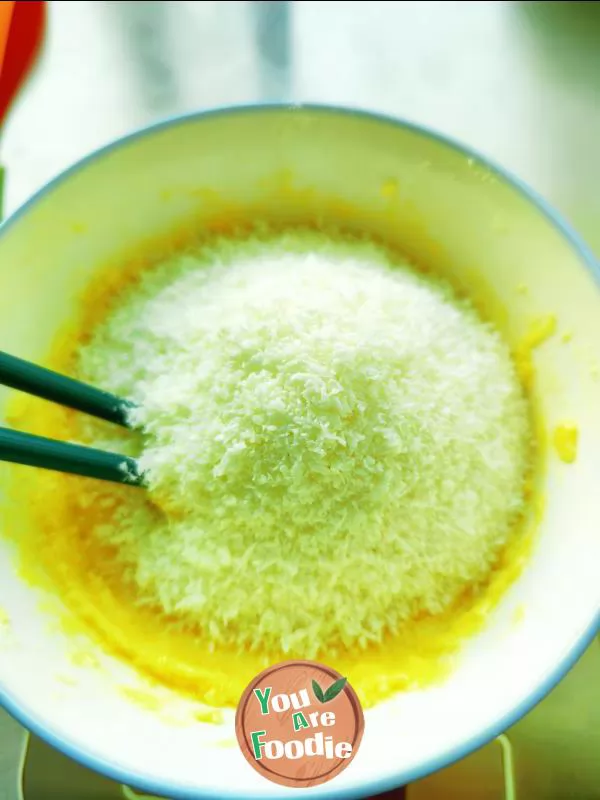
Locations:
2;221;546;712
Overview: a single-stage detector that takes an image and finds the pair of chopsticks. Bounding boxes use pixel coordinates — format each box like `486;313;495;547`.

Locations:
0;351;145;486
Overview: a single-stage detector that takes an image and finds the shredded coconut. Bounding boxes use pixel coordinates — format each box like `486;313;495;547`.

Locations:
76;229;531;656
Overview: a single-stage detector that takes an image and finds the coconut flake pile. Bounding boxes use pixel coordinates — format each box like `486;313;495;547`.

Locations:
77;230;531;656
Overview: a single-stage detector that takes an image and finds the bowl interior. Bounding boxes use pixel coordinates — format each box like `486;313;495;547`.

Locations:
0;106;599;799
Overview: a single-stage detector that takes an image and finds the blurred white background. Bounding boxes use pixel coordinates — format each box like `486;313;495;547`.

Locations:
3;0;600;256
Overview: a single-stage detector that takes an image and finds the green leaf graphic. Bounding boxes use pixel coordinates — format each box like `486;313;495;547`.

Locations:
323;677;347;703
312;679;325;703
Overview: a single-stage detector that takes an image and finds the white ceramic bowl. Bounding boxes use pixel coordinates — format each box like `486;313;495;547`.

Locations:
0;105;599;799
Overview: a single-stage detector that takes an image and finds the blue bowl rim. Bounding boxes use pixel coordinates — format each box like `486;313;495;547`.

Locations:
0;101;599;800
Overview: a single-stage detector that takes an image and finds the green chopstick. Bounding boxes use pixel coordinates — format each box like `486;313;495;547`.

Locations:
0;350;134;427
0;426;145;486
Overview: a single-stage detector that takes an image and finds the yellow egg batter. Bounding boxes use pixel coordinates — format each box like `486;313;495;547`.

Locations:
8;442;539;710
553;423;578;464
1;215;554;714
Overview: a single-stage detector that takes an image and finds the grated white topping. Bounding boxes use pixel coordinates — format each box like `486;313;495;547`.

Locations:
77;229;531;656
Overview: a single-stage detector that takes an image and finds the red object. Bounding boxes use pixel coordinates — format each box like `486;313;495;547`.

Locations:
0;0;46;127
